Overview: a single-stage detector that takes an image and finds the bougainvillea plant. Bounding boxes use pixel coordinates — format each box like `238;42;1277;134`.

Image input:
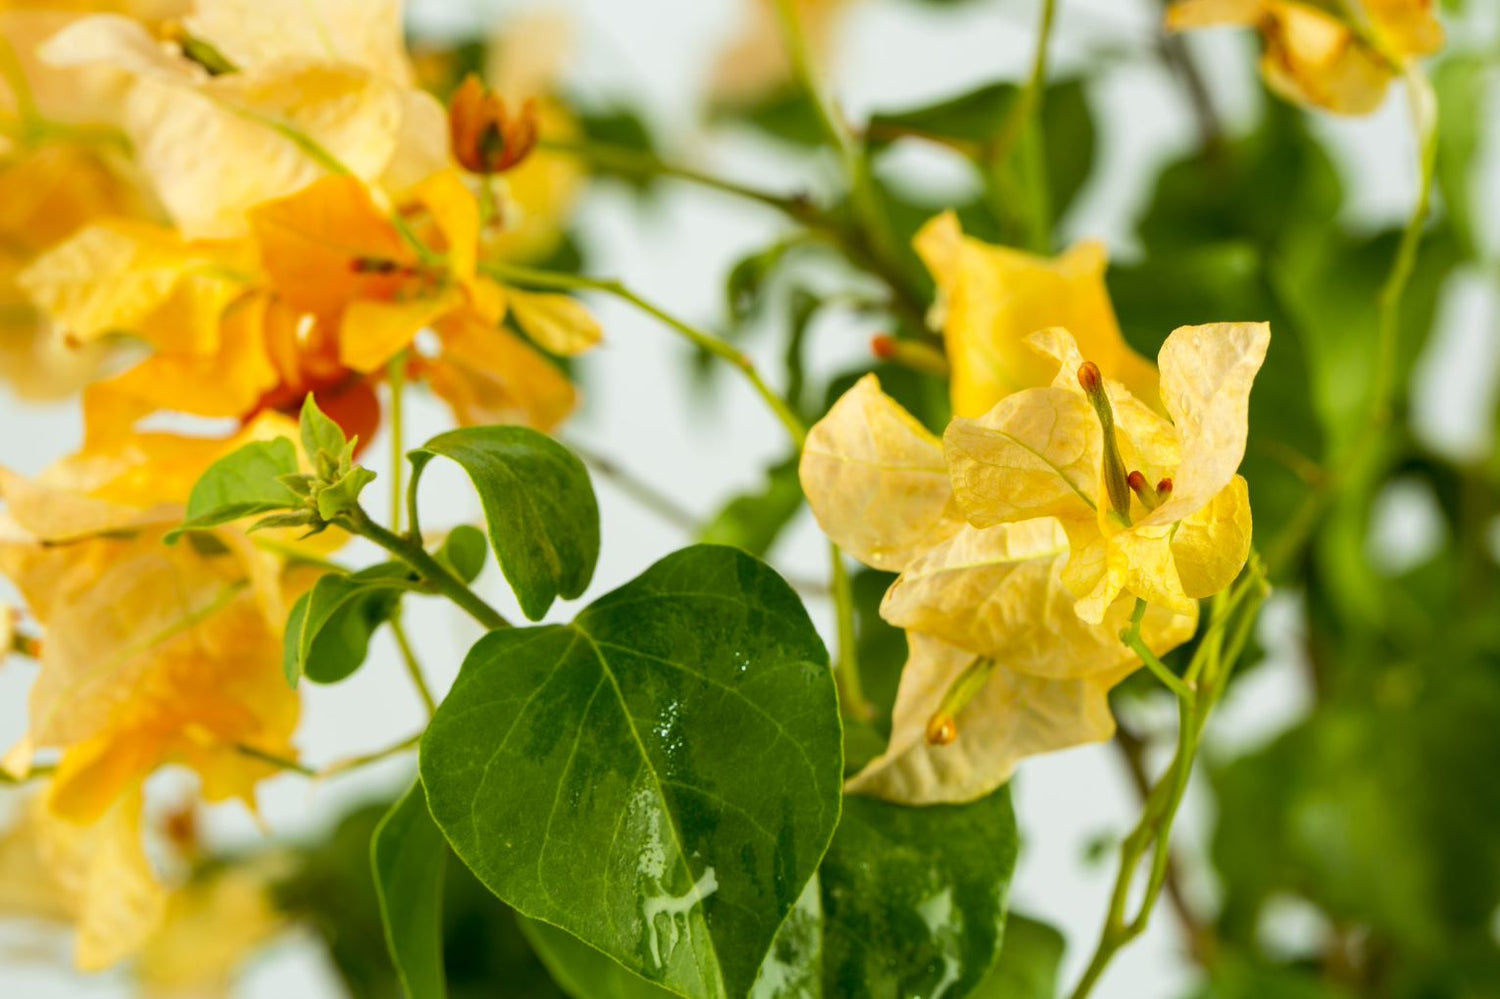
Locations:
2;0;1494;997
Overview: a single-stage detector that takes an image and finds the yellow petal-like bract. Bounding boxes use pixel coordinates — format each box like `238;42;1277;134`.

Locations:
945;323;1267;622
1167;0;1444;116
800;374;961;572
914;211;1158;418
801;375;1199;802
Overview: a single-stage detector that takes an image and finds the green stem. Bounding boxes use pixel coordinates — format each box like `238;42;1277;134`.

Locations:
345;507;511;632
829;542;871;721
540;139;933;336
1267;67;1437;576
318;732;423;777
983;0;1059;250
1122;599;1196;704
540;137;816;216
391;611;437;718
1370;66;1437;426
387;353;407;536
235;743;318;778
770;0;909;312
1068;565;1269;999
483;262;808;449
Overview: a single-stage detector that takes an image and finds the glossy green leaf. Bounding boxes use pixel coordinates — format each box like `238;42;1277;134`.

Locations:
413;427;600;621
373;781;449;999
819;786;1018;997
972;913;1065;999
519;871;823;999
283;564;413;686
421;545;843;999
519;919;678;999
166;437;300;540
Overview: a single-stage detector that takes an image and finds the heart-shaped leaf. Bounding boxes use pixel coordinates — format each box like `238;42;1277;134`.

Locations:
412;427;599;621
421;545;843;999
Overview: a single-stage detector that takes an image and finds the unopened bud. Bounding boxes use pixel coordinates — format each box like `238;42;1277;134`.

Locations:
448;75;540;175
1077;361;1103;394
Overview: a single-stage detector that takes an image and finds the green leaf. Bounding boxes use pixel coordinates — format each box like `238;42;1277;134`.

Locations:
372;781;449;999
519;919;678;999
519;874;823;999
421;545;843;999
283;564;413;686
697;457;803;558
413;427;599;621
166;437;300;541
436;524;489;585
301;392;348;460
819;787;1018;997
279;799;570;999
972;913;1065;999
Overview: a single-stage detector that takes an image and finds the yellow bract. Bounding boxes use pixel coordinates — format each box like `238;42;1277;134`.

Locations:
799;374;962;572
38;0;432;238
801;374;1197;803
946;323;1267;622
0;421;302;825
1167;0;1444;115
135;861;287;996
0;790;166;971
914;211;1158;418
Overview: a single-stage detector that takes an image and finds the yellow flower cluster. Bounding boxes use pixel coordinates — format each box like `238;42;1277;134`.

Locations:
0;0;596;975
801;213;1267;804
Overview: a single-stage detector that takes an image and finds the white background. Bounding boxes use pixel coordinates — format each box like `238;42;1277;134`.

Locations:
3;0;1499;996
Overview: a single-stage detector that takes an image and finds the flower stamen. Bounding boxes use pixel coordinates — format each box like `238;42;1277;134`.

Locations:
1078;361;1133;526
924;656;997;747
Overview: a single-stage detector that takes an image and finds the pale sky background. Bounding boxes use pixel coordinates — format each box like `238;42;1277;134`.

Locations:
3;0;1498;996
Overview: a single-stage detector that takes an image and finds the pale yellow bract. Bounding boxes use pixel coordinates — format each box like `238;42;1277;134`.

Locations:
38;0;442;238
1167;0;1444;115
914;211;1159;419
800;375;1197;804
947;323;1267;623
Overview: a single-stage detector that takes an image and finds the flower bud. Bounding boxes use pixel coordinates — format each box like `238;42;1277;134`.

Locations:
448;75;540;175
